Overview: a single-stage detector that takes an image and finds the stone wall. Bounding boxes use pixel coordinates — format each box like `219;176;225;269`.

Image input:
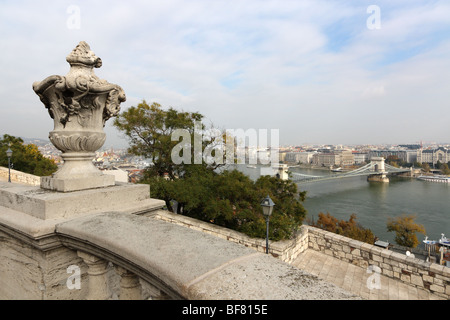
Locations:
152;210;309;264
0;166;40;186
153;210;450;299
0;229;88;299
307;226;450;299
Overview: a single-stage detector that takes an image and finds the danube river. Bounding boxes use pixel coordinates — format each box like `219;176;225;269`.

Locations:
231;164;450;247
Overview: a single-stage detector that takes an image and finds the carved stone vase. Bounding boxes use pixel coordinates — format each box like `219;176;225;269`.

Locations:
33;41;126;192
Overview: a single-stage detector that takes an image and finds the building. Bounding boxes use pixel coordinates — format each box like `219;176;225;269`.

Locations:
102;167;129;183
312;150;354;167
353;152;369;164
368;149;417;164
335;150;354;167
312;152;339;167
417;147;450;165
284;151;315;164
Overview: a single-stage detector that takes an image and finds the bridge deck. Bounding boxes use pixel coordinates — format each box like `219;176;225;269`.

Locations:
290;162;411;183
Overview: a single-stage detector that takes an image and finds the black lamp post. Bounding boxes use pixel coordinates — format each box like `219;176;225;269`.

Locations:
260;195;274;254
6;148;12;183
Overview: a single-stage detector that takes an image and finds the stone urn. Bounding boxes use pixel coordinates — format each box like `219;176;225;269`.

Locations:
33;41;126;192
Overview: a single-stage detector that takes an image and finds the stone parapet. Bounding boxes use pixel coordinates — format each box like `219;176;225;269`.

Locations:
0;208;359;300
152;211;450;299
306;226;450;299
1;177;446;299
0;166;40;186
152;210;309;264
55;212;358;300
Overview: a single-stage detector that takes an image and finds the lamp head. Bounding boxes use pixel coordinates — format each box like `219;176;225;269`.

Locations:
260;195;275;216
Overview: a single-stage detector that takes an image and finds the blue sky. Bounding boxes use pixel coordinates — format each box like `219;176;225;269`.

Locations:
1;0;449;148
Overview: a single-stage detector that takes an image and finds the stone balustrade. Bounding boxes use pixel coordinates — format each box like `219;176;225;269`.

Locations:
0;202;359;300
152;210;450;299
1;178;447;299
152;210;309;264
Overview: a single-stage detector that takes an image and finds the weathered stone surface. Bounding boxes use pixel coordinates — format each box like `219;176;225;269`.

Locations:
187;253;359;300
0;180;164;220
0;229;88;299
56;212;360;300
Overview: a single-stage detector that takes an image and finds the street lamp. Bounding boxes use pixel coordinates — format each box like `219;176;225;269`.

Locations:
260;195;275;254
6;148;12;183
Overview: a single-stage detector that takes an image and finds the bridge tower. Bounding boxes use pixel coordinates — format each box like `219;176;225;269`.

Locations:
367;157;389;183
274;164;289;180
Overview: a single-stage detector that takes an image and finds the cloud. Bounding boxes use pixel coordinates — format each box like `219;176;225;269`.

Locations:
0;0;449;147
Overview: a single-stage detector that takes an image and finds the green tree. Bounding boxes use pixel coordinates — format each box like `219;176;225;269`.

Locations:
114;101;200;180
0;134;58;176
413;161;422;168
148;167;306;240
114;100;307;240
386;214;426;248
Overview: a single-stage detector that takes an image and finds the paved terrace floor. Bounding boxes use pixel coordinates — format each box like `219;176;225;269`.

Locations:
292;249;445;300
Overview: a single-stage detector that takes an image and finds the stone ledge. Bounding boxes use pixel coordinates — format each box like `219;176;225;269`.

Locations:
41;174;115;192
0;181;164;220
153;210;309;262
55;212;360;300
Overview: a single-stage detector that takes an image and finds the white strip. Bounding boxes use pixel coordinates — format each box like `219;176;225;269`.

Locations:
186;252;261;288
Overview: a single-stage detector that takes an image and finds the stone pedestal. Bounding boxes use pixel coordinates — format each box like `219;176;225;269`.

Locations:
0;180;165;220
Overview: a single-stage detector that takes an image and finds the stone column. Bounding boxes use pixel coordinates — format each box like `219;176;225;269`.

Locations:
77;251;110;300
115;265;142;300
144;282;171;300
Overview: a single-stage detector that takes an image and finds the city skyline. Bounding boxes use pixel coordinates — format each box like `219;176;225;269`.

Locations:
1;1;450;149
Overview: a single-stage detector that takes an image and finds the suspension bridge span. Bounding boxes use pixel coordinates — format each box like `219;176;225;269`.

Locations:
279;157;411;184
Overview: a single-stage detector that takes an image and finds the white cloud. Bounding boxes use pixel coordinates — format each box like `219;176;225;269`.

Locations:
0;0;449;146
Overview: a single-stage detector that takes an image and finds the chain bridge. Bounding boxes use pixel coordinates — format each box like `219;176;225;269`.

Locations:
285;157;411;184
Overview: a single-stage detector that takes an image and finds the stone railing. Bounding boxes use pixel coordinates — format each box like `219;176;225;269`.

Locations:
2;176;447;299
0;166;40;186
0;205;359;300
151;210;450;299
152;210;309;264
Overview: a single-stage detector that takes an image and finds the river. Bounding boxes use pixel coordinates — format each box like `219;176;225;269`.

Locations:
229;164;450;247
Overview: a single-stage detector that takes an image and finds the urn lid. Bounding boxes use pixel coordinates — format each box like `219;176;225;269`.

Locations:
66;41;102;68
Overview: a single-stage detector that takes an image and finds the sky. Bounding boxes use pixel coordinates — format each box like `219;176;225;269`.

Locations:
1;0;450;149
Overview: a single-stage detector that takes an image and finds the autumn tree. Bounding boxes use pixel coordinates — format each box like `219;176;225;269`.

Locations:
0;134;57;176
422;162;431;173
311;212;376;244
441;163;450;175
386;214;426;248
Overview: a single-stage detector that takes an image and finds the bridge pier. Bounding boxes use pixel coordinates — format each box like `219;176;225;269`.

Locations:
367;157;389;183
367;173;389;183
